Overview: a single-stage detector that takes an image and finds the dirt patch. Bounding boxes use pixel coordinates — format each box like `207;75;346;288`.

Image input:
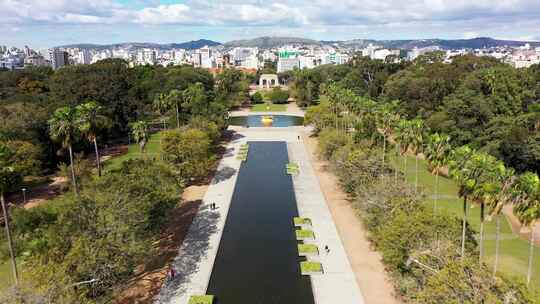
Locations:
302;131;402;304
114;184;208;304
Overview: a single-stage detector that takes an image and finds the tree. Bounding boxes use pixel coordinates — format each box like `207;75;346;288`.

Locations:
251;91;263;104
153;92;170;129
513;172;540;285
161;128;214;180
167;90;183;129
131;121;149;154
268;87;290;104
409;118;426;192
394;118;414;178
425;133;451;212
0;144;22;285
376;102;400;169
76;101;110;177
48;106;80;196
482;161;516;276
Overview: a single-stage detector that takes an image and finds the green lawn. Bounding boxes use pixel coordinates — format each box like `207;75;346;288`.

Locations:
0;260;14;290
296;229;315;240
105;132;163;170
294;217;312;226
300;261;323;273
390;153;540;287
298;244;319;255
188;295;214;304
251;103;287;112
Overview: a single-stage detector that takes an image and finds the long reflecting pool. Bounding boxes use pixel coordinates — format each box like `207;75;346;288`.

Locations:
229;115;304;127
207;142;314;304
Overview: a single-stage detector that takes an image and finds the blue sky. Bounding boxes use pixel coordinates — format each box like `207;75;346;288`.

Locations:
2;0;540;48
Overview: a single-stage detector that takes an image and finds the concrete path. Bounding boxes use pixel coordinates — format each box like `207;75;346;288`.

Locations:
154;138;244;304
288;140;365;304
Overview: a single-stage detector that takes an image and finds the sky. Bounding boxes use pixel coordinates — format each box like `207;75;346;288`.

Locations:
2;0;540;48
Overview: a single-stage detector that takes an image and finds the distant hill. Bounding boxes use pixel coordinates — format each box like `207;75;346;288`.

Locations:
57;39;221;50
57;37;540;51
224;36;320;48
332;37;540;50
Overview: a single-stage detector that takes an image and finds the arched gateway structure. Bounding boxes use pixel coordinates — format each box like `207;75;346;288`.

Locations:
259;74;279;89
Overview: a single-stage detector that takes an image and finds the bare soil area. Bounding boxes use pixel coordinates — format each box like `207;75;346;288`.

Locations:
114;184;208;304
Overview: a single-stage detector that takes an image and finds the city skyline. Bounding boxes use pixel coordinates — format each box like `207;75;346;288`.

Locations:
2;0;540;48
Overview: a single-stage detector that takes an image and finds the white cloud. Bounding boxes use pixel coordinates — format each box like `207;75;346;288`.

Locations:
135;4;192;24
2;0;540;41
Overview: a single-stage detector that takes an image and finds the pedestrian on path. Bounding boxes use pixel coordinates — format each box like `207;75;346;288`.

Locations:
325;245;330;254
169;265;176;280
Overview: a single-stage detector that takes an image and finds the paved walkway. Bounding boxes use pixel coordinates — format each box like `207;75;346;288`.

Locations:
288;140;365;304
154;139;244;304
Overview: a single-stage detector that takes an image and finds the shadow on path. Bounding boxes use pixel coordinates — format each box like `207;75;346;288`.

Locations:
154;207;220;303
211;166;237;184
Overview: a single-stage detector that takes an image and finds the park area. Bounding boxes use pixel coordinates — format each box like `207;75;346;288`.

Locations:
391;154;540;287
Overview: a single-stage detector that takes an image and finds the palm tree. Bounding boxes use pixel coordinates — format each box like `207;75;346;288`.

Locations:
467;152;498;262
395;119;414;179
164;90;183;129
0;144;21;284
153;93;170;130
425;133;451;212
376;104;400;168
409;119;426;192
76;101;110;177
514;172;540;285
49;106;80;196
448;145;477;259
131;121;149;154
483;162;516;276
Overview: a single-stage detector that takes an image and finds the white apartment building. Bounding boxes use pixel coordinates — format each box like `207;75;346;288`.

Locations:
511;49;540;68
24;55;48;67
78;49;91;65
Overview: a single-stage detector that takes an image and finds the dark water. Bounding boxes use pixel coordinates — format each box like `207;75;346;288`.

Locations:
229;115;304;127
206;142;314;304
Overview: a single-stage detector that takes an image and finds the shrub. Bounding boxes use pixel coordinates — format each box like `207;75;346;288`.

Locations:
251;92;264;104
161;128;215;181
268;87;289;104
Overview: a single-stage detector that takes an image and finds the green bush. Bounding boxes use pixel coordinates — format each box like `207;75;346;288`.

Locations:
161;128;216;181
267;87;289;104
251;92;264;104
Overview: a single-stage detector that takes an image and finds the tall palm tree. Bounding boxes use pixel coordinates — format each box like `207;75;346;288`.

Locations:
483;162;516;276
49;106;80;196
0;144;21;284
514;172;540;285
448;145;477;259
425;133;451;212
395;119;414;179
467;152;498;262
166;90;183;129
153;93;170;130
376;104;400;168
409;119;426;192
131;121;149;154
76;101;111;177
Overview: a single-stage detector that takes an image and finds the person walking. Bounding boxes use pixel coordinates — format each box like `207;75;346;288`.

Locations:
169;265;176;280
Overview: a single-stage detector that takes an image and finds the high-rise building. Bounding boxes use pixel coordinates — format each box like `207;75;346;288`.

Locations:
49;49;69;70
24;45;32;57
78;49;91;65
277;51;300;73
